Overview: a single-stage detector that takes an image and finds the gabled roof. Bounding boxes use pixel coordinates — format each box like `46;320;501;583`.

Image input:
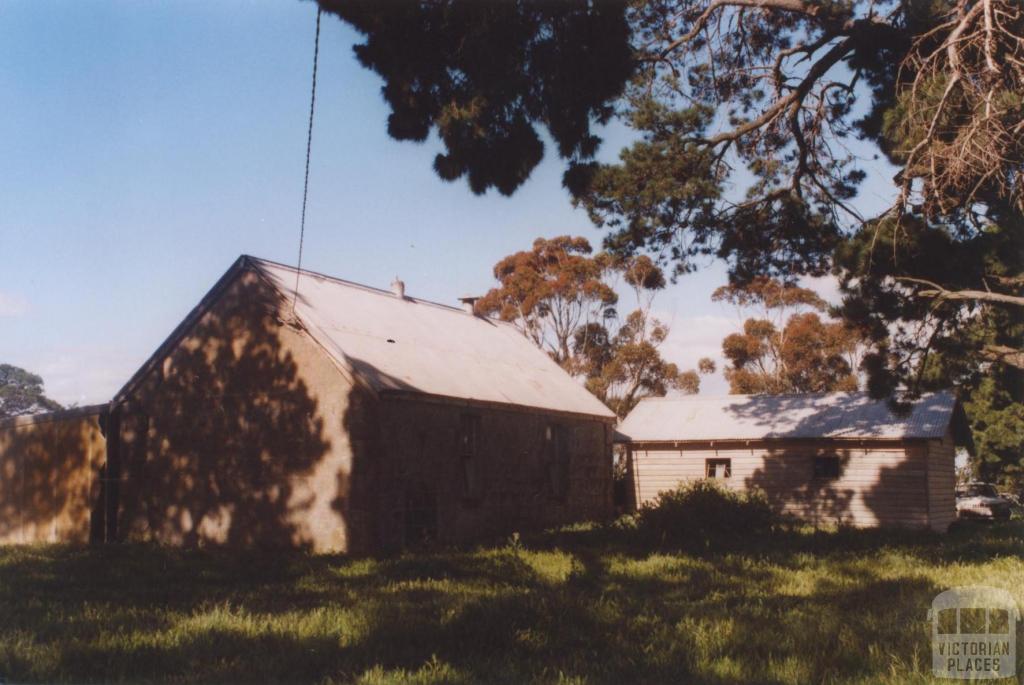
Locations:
253;257;614;419
616;391;961;443
115;256;614;420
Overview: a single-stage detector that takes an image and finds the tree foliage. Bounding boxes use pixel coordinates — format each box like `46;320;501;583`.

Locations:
579;309;710;418
475;236;617;365
324;0;1023;477
0;364;62;418
836;212;1024;486
890;0;1024;217
478;238;709;417
714;279;863;394
319;0;633;195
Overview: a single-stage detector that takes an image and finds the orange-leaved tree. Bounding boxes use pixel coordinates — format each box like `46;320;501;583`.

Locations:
478;237;712;417
713;278;864;395
475;236;617;365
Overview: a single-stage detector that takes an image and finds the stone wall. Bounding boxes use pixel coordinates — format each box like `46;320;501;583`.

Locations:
374;397;613;551
0;406;107;544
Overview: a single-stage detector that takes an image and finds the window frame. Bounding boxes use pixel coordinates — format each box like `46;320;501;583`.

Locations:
458;414;482;502
544;423;571;500
812;455;842;480
705;458;732;479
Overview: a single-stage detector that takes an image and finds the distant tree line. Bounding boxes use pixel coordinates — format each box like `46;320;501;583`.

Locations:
0;364;61;418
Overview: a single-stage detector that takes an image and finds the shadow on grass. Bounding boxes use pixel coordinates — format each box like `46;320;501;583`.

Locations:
0;520;1020;684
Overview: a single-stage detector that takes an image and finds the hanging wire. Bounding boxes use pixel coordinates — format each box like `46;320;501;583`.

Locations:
292;6;322;316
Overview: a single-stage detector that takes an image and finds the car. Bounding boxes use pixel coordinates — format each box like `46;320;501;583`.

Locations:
955;482;1013;520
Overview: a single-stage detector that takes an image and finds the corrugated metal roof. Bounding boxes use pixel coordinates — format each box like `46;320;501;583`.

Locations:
616;391;958;442
252;258;615;419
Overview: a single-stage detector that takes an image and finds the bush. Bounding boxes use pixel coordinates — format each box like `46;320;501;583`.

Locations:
637;480;777;551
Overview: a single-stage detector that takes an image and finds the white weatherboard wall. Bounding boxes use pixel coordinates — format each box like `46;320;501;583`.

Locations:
620;393;961;531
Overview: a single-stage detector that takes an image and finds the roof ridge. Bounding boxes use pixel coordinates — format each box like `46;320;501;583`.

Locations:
620;389;960;442
639;391;870;403
110;255;614;419
639;390;951;403
245;255;484;318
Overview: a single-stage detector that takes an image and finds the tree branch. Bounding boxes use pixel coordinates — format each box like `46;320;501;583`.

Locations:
703;37;854;145
656;0;836;60
896;277;1024;307
981;344;1024;369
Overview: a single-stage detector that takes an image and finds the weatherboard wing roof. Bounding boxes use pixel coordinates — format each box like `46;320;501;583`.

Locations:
252;258;615;419
616;391;958;442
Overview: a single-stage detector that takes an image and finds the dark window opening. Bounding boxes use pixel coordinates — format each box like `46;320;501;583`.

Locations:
459;414;481;500
705;458;731;479
813;456;841;479
404;482;437;548
544;424;570;499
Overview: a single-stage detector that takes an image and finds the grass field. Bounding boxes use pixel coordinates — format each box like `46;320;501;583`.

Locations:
0;520;1021;684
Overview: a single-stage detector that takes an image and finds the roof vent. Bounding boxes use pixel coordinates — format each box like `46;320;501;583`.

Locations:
390;277;405;298
458;296;480;315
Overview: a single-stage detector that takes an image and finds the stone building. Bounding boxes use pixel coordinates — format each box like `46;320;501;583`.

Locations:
103;255;615;552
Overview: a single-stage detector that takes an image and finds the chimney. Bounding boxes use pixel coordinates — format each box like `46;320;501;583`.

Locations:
390;277;405;298
458;296;479;315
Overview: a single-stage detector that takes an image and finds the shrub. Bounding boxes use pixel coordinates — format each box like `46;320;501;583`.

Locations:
637;480;777;551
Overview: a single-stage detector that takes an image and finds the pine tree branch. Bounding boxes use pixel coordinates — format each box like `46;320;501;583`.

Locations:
981;344;1024;369
896;277;1024;307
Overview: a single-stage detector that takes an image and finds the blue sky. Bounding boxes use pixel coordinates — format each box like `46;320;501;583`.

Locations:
0;1;897;405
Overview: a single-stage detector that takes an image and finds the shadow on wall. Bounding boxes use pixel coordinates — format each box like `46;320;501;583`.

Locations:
744;448;855;525
333;380;382;555
861;454;930;527
0;413;104;543
732;396;940;528
117;276;335;549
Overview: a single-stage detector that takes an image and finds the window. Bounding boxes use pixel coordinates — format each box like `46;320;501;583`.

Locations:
544;424;570;499
458;414;481;499
404;482;437;547
813;456;841;479
705;458;731;479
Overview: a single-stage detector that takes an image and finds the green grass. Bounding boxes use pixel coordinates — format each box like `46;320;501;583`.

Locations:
0;521;1021;684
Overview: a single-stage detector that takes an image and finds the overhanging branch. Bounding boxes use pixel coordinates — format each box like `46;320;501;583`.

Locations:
896;277;1024;307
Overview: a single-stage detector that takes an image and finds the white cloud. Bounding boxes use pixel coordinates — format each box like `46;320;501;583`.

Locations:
0;292;29;317
798;274;843;308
